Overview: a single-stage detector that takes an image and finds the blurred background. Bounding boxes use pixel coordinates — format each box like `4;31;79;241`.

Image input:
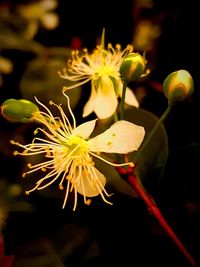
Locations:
0;0;199;266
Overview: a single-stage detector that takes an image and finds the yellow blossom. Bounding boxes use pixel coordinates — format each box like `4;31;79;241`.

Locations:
11;90;145;210
59;31;140;119
17;0;59;38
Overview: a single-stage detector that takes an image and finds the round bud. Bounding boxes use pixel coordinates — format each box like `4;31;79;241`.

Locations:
163;70;194;104
1;99;39;123
119;52;145;82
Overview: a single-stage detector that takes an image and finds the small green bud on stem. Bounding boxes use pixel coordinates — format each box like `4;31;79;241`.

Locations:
163;70;194;104
1;99;39;123
119;52;146;82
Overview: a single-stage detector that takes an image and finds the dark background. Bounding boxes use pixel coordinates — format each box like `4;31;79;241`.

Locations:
0;0;200;266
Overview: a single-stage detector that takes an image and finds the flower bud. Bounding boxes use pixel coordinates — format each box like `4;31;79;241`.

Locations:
1;99;39;123
163;70;194;104
119;52;145;82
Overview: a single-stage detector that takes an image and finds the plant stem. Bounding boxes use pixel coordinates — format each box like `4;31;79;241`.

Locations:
113;112;119;123
117;79;196;264
135;104;173;162
120;80;128;120
117;78;196;265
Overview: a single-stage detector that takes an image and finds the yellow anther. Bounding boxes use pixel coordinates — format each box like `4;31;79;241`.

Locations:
84;170;89;176
45;147;51;156
115;44;121;49
41;167;46;172
112;133;116;137
22;173;26;178
13;151;18;156
49;100;53;105
127;44;133;51
25;191;29;195
59;184;64;190
129;162;134;167
34;129;38;135
67;175;72;181
107;141;112;146
85;199;92;206
10;140;16;144
27;163;32;168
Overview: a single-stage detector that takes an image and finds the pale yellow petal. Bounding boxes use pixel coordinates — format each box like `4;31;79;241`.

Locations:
74;167;106;197
72;119;97;139
124;87;139;107
93;75;118;119
82;86;97;117
88;120;145;154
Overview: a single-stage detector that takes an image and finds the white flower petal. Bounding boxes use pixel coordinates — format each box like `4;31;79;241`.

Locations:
74;167;106;197
82;86;97;117
88;120;145;154
125;87;139;107
93;75;118;119
72;119;97;139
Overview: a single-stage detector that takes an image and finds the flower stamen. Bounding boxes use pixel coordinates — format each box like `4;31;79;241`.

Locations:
10;91;144;210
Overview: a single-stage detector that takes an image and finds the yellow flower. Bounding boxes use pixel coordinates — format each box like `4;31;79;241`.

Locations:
59;33;140;119
11;91;145;210
17;0;59;38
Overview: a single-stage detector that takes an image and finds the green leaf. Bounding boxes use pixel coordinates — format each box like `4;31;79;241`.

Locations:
91;107;168;197
124;107;169;184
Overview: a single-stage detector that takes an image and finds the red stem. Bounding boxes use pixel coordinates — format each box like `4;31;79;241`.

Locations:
127;172;196;266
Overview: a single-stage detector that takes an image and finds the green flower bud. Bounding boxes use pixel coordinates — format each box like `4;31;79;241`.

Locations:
163;70;194;104
119;52;146;82
1;99;39;123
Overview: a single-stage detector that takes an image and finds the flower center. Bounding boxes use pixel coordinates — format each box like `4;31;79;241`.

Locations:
96;65;116;77
65;135;88;157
